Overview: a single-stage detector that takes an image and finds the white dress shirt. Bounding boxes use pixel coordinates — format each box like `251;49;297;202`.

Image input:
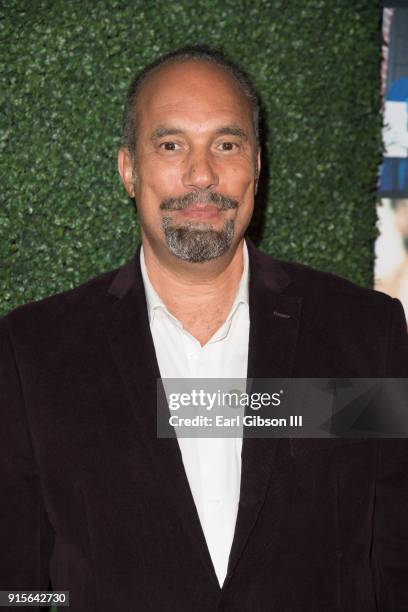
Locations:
140;242;250;586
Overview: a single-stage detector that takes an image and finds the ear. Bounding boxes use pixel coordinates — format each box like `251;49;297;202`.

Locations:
254;149;261;195
117;147;136;198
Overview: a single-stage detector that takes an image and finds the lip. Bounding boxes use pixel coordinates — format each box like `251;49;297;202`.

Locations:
175;205;222;220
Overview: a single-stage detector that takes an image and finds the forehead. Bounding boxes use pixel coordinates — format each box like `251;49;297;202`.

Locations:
135;60;253;136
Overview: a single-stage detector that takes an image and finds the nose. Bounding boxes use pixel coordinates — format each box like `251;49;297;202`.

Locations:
182;148;219;191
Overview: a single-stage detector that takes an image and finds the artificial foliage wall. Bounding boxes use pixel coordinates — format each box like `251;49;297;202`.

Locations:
0;0;382;317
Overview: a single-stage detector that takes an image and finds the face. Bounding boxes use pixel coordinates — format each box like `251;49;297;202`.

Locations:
118;59;260;263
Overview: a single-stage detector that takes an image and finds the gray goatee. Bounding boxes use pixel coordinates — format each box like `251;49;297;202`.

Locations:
160;191;238;263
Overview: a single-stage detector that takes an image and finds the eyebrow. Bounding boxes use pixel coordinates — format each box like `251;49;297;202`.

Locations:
150;123;248;141
214;124;248;140
150;126;185;140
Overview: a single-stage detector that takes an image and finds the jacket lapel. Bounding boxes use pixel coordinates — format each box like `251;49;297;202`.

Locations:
225;239;302;584
101;239;303;589
101;246;220;586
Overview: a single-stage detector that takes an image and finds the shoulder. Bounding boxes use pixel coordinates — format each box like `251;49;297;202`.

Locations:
0;260;128;345
249;239;395;302
251;249;408;375
281;258;390;303
283;257;405;328
249;244;406;343
252;242;396;308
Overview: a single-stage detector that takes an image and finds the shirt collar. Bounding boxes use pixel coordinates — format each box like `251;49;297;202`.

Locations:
140;240;250;327
140;246;177;326
225;239;249;319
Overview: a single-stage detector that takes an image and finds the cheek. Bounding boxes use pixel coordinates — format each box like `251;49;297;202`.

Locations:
224;172;256;204
140;161;183;198
221;159;256;185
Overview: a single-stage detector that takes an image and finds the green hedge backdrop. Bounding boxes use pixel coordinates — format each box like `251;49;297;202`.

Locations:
0;0;381;319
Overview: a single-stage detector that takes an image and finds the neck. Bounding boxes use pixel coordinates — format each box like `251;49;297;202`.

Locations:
142;235;246;344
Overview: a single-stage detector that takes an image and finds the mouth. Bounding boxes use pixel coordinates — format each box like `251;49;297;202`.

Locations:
173;204;222;220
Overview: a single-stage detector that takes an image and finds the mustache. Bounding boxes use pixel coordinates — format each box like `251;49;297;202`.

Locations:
160;191;238;211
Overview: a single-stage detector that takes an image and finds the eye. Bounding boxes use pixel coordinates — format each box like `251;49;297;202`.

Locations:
217;141;239;151
159;141;181;151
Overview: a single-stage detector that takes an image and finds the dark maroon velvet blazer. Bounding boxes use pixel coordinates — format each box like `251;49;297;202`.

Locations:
1;239;408;611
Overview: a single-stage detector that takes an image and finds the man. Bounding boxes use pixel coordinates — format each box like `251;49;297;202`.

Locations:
1;46;408;611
